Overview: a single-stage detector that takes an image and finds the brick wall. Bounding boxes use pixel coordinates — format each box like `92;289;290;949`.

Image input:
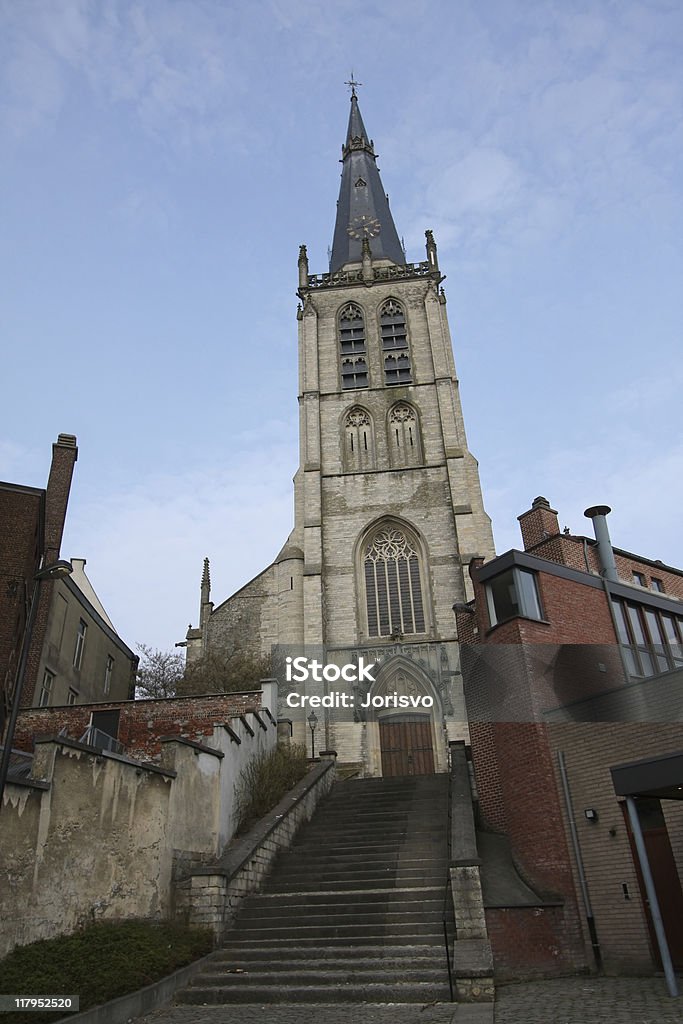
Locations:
486;906;584;980
14;691;263;764
0;486;43;731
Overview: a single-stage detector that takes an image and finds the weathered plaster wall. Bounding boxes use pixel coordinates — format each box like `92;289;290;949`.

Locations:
0;705;277;958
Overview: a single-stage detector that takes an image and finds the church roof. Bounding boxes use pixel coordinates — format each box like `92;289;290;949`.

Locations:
329;93;405;273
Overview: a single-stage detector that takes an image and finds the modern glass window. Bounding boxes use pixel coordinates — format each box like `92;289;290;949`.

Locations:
39;669;55;707
486;568;543;627
104;655;114;695
73;619;87;669
363;525;426;637
611;598;683;677
380;299;412;385
339;303;368;389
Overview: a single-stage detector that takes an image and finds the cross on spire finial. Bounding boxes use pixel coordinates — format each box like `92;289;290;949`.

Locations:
345;73;362;98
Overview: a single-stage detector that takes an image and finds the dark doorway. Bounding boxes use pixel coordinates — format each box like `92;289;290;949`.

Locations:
622;798;683;969
379;715;434;777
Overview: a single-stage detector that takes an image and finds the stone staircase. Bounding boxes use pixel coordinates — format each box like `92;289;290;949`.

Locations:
178;773;452;1004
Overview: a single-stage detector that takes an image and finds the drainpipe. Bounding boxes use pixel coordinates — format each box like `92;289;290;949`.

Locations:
557;751;603;972
625;796;679;998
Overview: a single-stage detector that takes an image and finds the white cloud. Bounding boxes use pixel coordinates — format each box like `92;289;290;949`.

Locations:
61;427;298;652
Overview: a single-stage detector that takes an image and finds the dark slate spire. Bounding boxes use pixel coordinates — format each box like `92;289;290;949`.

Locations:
329;94;405;273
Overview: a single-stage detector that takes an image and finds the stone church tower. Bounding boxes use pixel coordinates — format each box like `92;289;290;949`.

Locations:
187;92;495;775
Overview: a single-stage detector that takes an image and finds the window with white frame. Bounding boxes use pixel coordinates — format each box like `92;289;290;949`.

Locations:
486;568;543;627
67;688;78;705
39;669;55;707
104;655;114;695
73;619;87;669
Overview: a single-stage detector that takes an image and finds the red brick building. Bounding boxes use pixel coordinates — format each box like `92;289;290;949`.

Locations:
0;435;78;737
1;435;136;751
455;497;683;979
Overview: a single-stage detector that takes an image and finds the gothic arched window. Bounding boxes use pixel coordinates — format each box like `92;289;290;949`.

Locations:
344;407;376;472
363;524;426;637
380;299;412;385
388;402;423;467
339;303;368;390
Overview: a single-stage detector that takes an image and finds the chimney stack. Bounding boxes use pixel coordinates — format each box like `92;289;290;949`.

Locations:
518;496;560;551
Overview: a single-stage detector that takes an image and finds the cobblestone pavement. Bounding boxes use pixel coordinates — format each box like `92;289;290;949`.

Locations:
132;976;682;1024
494;976;682;1023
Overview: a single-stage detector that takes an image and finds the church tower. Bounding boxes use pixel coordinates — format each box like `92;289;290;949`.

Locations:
187;91;495;776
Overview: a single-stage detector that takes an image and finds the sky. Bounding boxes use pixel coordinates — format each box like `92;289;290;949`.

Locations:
2;0;682;653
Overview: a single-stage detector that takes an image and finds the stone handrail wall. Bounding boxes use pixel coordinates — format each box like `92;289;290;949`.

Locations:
174;756;336;939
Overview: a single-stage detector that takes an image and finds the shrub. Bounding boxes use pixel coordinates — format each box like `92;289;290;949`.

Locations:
235;743;309;833
0;920;212;1024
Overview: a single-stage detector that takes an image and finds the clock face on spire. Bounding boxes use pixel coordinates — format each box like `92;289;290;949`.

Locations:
347;214;381;240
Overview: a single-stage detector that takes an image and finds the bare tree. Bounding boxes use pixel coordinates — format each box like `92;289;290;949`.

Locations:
180;650;272;695
135;644;185;699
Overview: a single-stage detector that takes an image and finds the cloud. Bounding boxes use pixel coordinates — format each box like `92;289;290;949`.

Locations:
483;370;683;567
0;1;252;151
60;422;298;652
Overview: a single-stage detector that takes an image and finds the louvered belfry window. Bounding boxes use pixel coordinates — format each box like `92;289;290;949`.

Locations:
380;299;412;385
364;526;426;637
339;303;368;389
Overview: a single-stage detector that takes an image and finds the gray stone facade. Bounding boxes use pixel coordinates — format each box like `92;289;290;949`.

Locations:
187;98;495;775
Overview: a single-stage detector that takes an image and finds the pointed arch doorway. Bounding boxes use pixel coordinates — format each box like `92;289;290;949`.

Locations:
366;656;443;778
379;714;434;777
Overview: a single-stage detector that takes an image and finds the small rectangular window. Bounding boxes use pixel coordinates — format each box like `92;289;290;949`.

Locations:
73;619;87;669
651;578;664;593
39;669;55;708
632;571;646;587
67;688;78;706
104;655;114;695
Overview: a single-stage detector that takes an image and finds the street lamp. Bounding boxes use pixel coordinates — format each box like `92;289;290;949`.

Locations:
307;710;318;759
0;559;73;813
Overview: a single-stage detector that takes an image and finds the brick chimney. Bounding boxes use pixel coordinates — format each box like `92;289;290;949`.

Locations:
517;496;560;552
44;434;78;564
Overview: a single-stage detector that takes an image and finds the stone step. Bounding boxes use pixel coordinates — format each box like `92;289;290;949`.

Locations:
233;905;445;927
243;897;444;917
188;967;447;986
246;885;443;908
268;874;445;892
215;943;446;962
221;931;444;948
230;920;444;940
177;774;454;1006
178;981;451;1004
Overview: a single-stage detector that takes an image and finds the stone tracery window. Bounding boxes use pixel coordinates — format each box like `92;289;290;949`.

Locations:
388;402;423;467
380;299;412;385
344;406;375;471
339;302;368;389
363;524;426;637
